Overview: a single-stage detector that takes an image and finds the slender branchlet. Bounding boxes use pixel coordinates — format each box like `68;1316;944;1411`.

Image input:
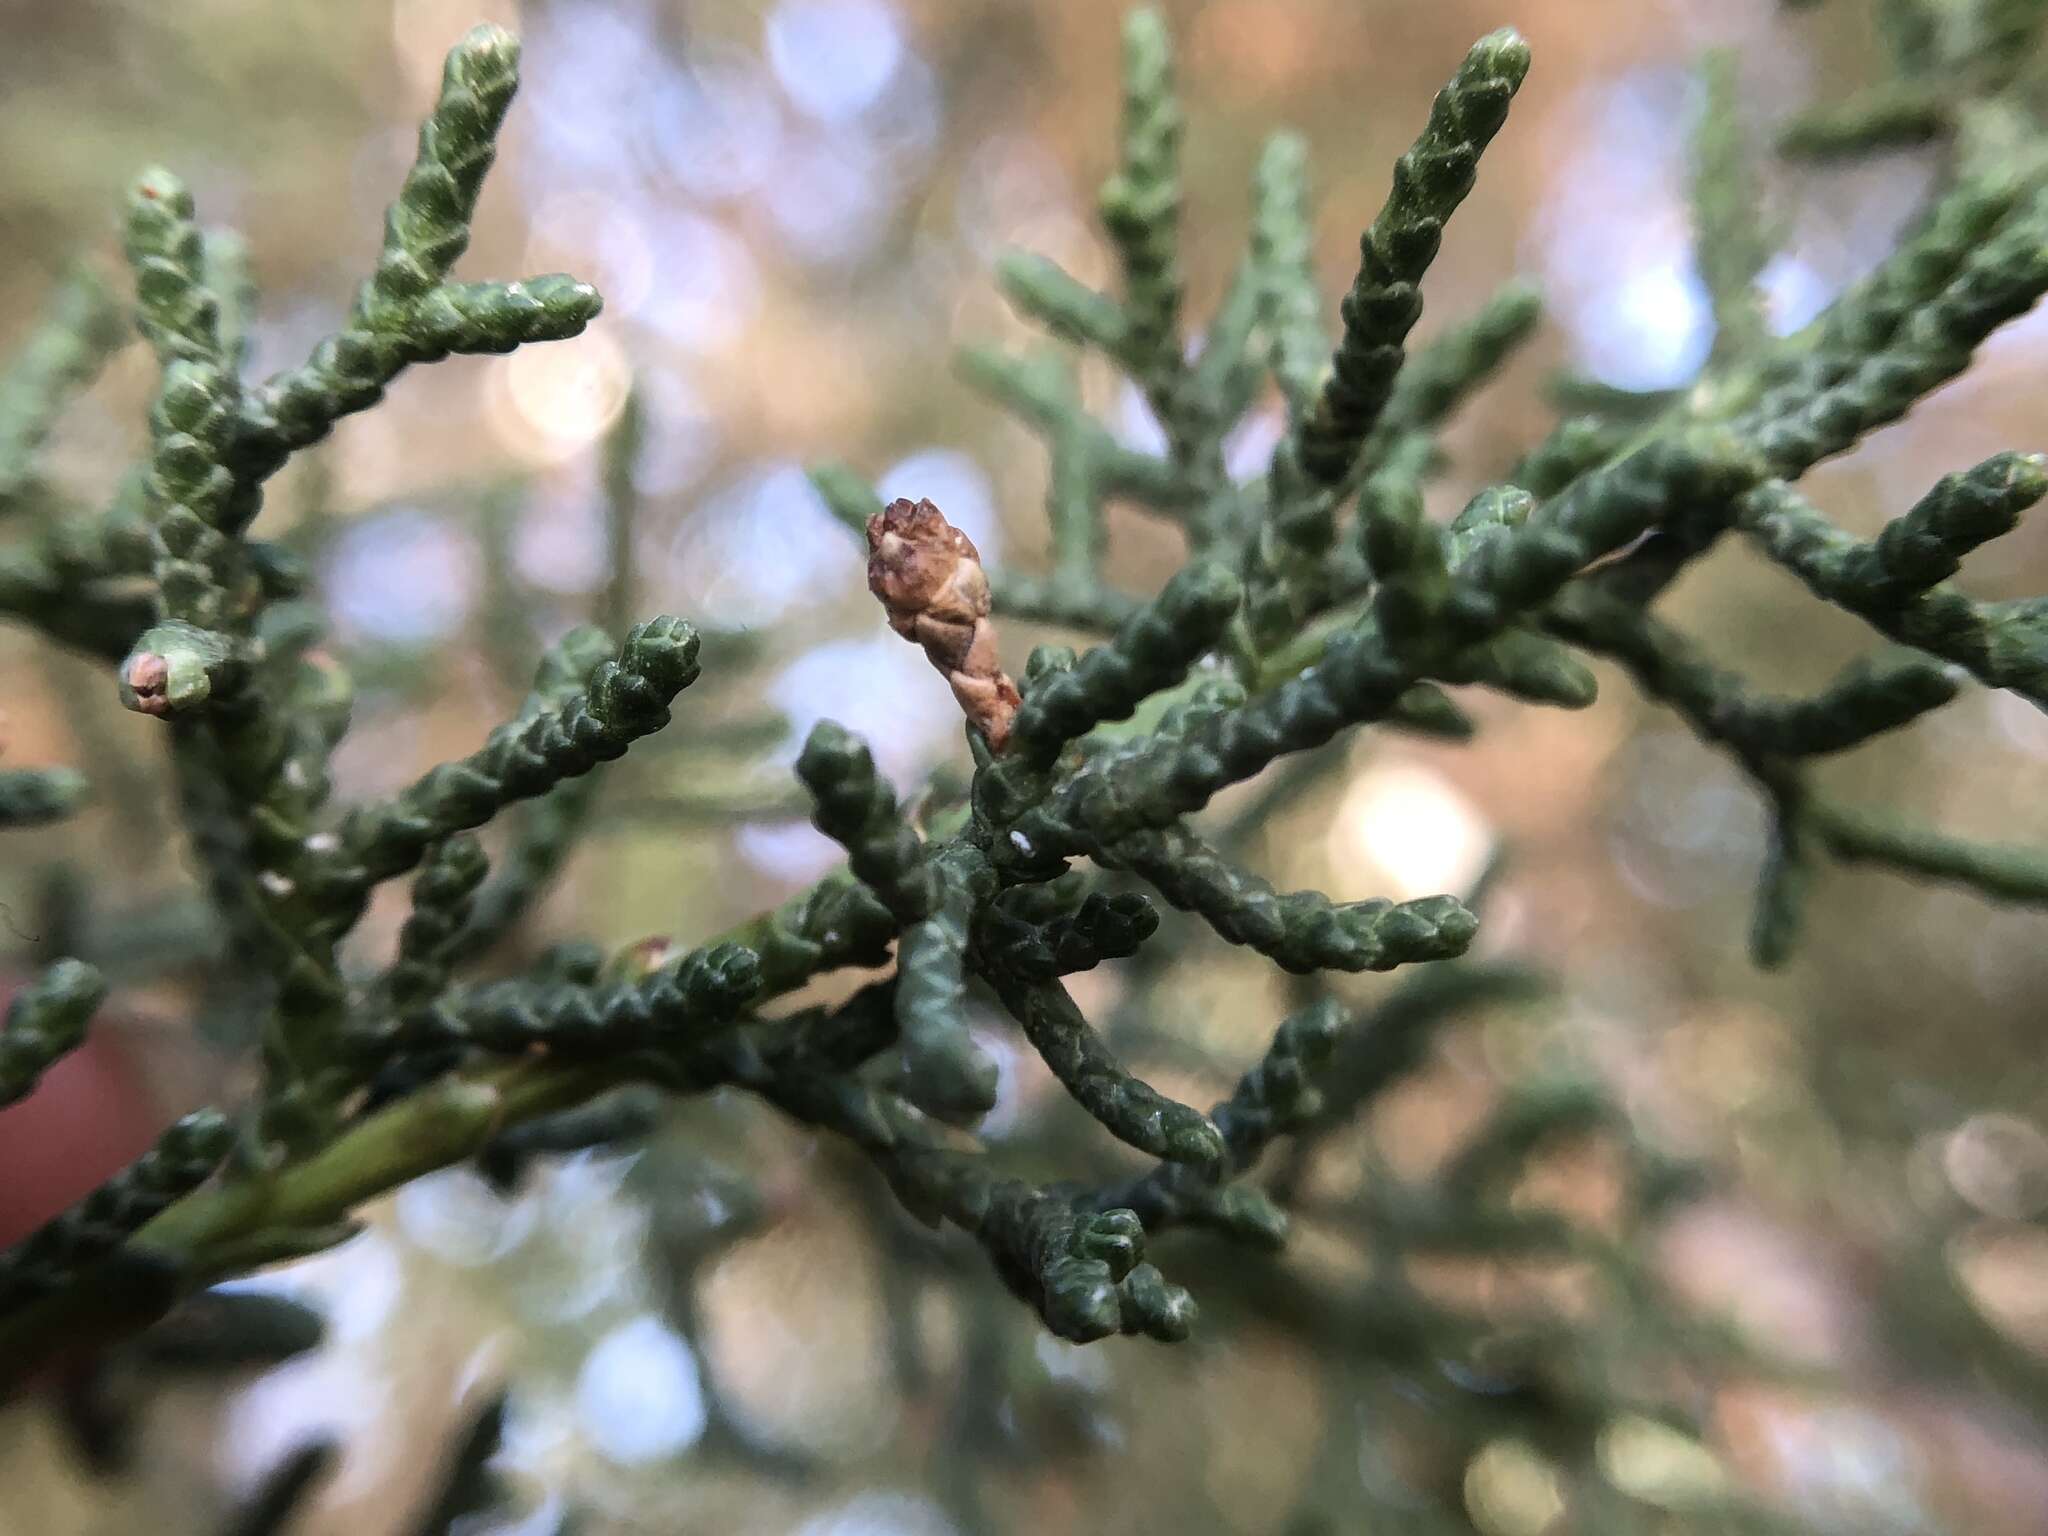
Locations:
0;765;88;828
421;941;762;1055
984;969;1225;1170
0;264;124;504
450;626;619;961
1003;562;1242;773
1692;50;1773;359
996;251;1131;362
1738;462;2048;707
1376;279;1544;439
807;461;886;540
0;958;106;1108
123;170;225;368
384;834;491;1018
1253;133;1324;414
981;886;1160;980
218;1442;338;1536
337;617;701;896
0;1110;233;1310
365;25;522;310
235;28;598;476
795;720;937;926
1510;414;1632;497
1290;28;1531;488
1086;997;1344;1245
1099;9;1185;387
1104;822;1476;974
1779;78;1951;159
893;843;999;1122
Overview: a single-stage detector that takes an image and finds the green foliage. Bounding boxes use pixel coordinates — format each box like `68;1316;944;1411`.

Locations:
1781;0;2048;161
795;720;939;923
893;843;1000;1121
1090;998;1342;1246
0;765;88;828
1289;28;1531;489
1098;8;1184;385
0;958;104;1106
0;1109;231;1311
4;5;2048;1527
0;263;122;508
339;616;700;893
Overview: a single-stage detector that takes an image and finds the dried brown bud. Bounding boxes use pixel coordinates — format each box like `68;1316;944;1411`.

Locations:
866;497;1021;750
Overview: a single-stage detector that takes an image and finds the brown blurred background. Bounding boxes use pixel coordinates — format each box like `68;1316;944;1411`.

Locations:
2;0;2047;1531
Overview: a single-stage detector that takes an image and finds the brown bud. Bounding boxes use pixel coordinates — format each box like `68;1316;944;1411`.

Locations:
866;498;1021;750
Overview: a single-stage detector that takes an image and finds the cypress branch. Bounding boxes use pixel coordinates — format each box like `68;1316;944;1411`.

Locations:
240;277;599;471
0;958;105;1107
1811;800;2048;902
796;720;937;925
421;941;762;1055
996;250;1132;360
893;844;999;1121
977;1188;1195;1343
980;887;1160;980
0;264;125;505
365;25;522;309
384;834;490;1017
137;1287;326;1370
141;361;247;627
807;461;884;540
449;626;619;960
0;1109;233;1310
1103;822;1476;974
1003;562;1242;772
1439;1078;1621;1199
988;972;1226;1170
1375;278;1544;438
403;1394;512;1536
693;982;1198;1341
218;1443;337;1536
338;617;700;894
0;765;88;828
991;571;1146;633
123;170;225;368
10;3;2048;1397
1546;584;1963;758
1252;132;1323;414
1086;998;1345;1246
718;871;898;995
1778;80;1951;159
1738;471;2048;707
1510;415;1631;497
202;230;256;375
1291;28;1531;487
1691;50;1773;358
1099;9;1184;385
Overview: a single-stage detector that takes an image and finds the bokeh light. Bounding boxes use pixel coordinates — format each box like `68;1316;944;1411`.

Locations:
574;1314;709;1464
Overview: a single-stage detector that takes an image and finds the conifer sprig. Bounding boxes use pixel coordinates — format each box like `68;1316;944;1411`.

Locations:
4;7;2048;1426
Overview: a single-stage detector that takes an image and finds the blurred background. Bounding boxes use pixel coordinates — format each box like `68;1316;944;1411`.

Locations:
2;0;2047;1531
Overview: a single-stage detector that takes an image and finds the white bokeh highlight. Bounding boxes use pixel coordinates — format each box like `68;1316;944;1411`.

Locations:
574;1313;709;1464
